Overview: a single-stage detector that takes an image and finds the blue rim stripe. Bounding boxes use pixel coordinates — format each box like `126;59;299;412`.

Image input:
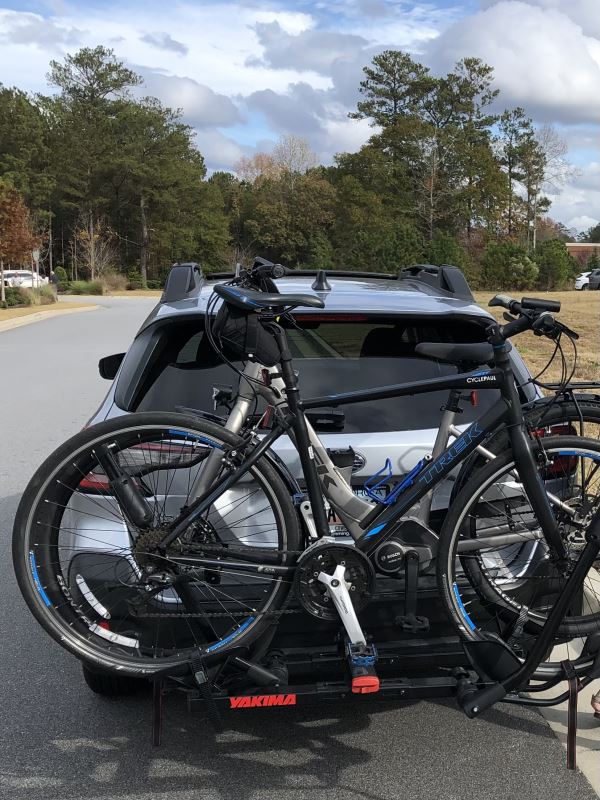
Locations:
206;616;255;652
452;582;476;631
168;430;224;450
558;451;600;461
29;551;51;607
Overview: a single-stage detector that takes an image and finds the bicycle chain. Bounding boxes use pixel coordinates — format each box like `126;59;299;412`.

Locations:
136;547;305;620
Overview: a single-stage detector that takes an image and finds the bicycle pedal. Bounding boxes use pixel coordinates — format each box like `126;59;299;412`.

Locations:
347;643;380;694
395;614;429;633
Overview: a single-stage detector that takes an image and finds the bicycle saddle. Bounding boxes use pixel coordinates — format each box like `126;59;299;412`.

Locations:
214;284;324;312
415;342;494;366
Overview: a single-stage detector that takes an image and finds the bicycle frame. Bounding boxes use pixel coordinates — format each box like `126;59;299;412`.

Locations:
160;321;567;566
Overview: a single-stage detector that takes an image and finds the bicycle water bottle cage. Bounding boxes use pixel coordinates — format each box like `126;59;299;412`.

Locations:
364;459;393;503
364;458;428;506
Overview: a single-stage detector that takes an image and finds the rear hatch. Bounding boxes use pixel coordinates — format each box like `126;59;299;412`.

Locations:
106;311;514;539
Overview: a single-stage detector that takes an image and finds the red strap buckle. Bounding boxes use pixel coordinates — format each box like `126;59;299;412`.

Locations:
351;676;380;694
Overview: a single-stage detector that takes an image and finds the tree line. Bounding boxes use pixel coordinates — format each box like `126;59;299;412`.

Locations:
0;46;595;292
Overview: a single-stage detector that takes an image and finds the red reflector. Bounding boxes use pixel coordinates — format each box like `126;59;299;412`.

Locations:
79;475;110;491
98;621;110;630
470;390;478;407
351;676;380;694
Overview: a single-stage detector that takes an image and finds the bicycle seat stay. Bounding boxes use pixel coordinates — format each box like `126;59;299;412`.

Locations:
214;284;325;312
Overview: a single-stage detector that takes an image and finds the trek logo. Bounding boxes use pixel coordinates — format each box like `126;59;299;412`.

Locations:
229;694;297;709
418;423;484;486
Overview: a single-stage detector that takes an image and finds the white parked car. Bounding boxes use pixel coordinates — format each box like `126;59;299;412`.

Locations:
575;271;591;290
2;270;49;288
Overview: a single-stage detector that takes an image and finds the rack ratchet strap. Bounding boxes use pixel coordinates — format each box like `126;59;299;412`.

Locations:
561;660;580;770
190;652;223;732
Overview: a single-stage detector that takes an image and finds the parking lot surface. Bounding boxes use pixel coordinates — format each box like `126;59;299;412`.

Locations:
0;296;596;800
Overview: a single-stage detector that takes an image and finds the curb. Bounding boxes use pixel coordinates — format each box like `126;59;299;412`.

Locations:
0;304;99;334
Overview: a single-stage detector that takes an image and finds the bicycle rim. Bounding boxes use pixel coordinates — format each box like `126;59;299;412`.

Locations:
14;416;298;674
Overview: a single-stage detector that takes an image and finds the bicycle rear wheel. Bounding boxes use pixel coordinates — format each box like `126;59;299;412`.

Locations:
12;413;300;676
438;435;600;658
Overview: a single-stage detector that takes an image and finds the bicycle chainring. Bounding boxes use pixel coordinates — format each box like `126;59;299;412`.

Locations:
294;540;375;621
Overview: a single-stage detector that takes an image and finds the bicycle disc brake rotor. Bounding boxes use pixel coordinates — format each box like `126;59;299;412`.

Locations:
294;541;374;621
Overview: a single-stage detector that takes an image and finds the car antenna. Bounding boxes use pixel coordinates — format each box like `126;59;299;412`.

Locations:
311;270;331;292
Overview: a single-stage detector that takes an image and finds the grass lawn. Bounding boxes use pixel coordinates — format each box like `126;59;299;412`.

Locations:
106;289;162;297
0;302;94;321
474;290;600;384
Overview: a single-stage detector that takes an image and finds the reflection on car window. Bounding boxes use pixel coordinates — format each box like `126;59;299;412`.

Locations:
126;318;497;433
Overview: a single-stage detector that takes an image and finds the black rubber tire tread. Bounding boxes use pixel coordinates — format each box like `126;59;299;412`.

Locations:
12;412;300;677
437;434;600;640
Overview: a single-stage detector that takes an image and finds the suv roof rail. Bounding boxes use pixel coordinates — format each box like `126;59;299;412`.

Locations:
398;264;474;301
160;262;204;304
208;268;398;281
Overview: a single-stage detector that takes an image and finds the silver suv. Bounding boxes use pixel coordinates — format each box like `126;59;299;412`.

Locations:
90;263;538;540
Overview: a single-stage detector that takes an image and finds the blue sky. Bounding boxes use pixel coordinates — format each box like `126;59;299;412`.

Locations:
0;0;599;230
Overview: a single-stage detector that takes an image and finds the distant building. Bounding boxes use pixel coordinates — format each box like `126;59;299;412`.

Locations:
566;242;600;265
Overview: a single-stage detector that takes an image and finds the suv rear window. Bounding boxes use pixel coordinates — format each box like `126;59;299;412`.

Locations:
118;315;498;433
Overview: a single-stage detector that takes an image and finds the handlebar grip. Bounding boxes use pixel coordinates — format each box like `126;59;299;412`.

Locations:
489;294;522;315
488;294;514;309
460;682;507;718
521;297;561;313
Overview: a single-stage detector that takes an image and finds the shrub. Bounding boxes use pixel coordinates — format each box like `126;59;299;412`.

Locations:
102;271;128;292
37;285;58;305
586;252;600;271
146;279;163;290
54;266;70;293
481;241;536;290
536;240;578;290
1;287;32;307
126;269;144;290
69;280;104;295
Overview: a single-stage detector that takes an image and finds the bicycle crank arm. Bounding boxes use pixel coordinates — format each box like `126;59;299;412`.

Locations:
318;565;367;646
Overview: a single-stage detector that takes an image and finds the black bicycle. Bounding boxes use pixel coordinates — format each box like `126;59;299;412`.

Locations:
13;262;600;709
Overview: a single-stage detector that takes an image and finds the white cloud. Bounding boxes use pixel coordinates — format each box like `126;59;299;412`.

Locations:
193;129;246;172
140;32;188;56
546;164;600;231
0;8;84;50
427;1;600;124
137;69;241;128
251;21;368;75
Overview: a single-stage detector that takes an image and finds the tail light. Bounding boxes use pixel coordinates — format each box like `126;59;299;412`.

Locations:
79;440;192;493
533;424;578;477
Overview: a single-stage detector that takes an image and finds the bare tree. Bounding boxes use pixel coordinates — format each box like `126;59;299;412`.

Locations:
272;134;318;175
234;153;282;184
73;213;117;280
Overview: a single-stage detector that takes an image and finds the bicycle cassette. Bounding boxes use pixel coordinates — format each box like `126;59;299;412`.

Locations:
294;539;375;621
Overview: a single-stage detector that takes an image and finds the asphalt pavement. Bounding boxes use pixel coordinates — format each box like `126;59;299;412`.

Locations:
0;296;597;800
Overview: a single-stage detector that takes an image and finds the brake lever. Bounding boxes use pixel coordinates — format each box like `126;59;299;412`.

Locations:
503;312;518;323
556;320;579;340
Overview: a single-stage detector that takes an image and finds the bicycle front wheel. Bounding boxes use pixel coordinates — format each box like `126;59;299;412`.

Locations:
438;435;600;654
13;412;300;676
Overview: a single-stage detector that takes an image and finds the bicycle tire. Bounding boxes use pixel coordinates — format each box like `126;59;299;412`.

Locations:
438;435;600;647
12;412;300;676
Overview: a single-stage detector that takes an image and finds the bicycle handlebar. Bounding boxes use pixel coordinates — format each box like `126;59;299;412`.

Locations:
488;294;577;343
